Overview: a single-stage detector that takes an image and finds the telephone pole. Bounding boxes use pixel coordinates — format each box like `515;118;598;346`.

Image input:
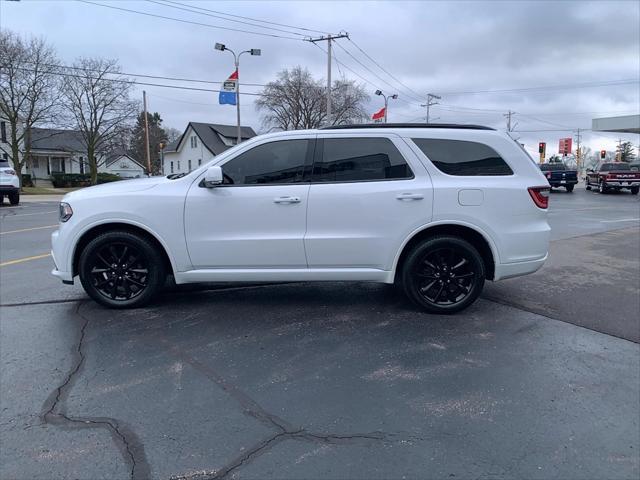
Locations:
504;110;517;132
305;33;349;125
574;128;582;174
421;93;441;123
142;91;151;176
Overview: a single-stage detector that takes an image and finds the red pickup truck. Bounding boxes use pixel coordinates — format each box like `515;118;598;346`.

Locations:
586;163;640;194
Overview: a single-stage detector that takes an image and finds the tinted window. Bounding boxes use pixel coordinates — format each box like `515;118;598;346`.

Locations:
601;163;630;171
540;164;565;171
222;140;310;185
412;138;513;176
312;137;413;183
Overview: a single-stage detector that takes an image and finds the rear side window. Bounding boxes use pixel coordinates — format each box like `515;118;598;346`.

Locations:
221;139;311;185
412;138;513;176
312;137;413;183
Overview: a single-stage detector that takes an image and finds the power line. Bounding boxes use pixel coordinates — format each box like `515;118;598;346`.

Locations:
159;0;330;35
346;38;426;101
76;0;303;41
145;0;309;37
435;78;640;96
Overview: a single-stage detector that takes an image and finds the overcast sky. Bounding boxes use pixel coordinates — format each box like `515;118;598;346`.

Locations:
2;0;639;157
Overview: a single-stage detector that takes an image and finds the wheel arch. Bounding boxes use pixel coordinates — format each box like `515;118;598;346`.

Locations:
392;222;497;282
71;221;176;278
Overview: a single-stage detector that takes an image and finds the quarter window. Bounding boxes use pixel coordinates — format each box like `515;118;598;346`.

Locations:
222;140;310;185
412;138;513;176
312;137;413;183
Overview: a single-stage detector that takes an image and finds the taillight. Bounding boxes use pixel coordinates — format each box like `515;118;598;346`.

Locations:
528;186;550;209
545;172;552;178
5;169;16;176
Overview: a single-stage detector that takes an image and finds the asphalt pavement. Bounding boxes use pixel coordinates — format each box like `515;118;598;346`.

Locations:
1;186;639;479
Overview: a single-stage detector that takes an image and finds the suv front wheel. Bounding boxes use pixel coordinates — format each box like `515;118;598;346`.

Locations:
401;236;485;314
78;230;166;309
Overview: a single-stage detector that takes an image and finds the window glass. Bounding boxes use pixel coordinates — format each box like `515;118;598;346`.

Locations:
601;163;629;171
312;137;413;183
412;138;513;176
222;139;310;185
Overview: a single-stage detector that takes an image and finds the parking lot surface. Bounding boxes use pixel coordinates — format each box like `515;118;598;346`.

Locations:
1;187;639;479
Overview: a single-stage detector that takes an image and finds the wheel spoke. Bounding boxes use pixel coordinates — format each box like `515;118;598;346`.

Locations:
126;276;146;288
451;258;468;270
118;245;129;263
128;268;148;274
122;277;132;299
96;253;111;268
420;279;438;293
91;267;109;273
432;282;445;301
452;271;474;279
109;280;118;299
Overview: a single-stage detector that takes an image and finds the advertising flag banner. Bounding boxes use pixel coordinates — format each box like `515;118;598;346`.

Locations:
372;107;385;121
219;70;238;105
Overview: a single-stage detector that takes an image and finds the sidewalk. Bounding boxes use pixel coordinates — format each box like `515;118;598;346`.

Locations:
19;194;66;203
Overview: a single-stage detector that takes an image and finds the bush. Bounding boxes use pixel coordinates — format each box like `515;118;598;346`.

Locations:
51;172;123;187
21;174;34;187
97;172;122;184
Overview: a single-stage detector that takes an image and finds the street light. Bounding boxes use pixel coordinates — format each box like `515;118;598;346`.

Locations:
375;90;398;123
215;42;261;144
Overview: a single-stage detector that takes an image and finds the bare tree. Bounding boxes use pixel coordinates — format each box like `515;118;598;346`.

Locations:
256;66;369;131
164;127;181;143
60;57;138;184
0;30;60;187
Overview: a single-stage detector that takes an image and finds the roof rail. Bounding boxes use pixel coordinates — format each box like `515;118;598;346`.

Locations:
320;123;495;131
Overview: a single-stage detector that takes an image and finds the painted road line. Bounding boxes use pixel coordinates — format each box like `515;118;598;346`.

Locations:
0;224;58;235
0;210;58;218
601;218;640;223
0;253;51;267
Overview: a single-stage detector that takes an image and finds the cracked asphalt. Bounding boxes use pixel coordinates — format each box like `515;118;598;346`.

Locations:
1;188;639;479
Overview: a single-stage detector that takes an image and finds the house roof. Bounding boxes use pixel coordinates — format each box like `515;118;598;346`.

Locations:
104;152;145;169
29;128;85;153
167;122;257;155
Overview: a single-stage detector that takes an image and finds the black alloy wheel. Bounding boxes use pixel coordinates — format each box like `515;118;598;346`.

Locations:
79;231;165;308
599;181;607;194
402;236;485;314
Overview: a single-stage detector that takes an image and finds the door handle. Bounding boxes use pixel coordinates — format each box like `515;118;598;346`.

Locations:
273;196;301;204
396;193;424;201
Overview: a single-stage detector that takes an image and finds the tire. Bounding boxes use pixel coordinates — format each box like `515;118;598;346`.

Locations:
78;230;166;309
585;179;591;191
631;186;639;195
8;191;19;205
565;184;574;192
599;181;607;194
0;194;4;204
401;236;485;314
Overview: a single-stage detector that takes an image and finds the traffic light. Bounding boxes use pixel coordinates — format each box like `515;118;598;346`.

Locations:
538;142;546;154
600;150;606;159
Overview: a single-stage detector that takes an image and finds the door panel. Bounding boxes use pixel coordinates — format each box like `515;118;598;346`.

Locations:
184;184;310;268
304;135;433;271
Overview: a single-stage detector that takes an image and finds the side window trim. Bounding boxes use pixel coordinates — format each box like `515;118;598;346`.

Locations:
216;137;316;187
309;136;415;185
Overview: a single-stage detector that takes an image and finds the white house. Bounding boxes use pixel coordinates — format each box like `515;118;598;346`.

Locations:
25;128;144;183
0;115;23;167
163;122;256;175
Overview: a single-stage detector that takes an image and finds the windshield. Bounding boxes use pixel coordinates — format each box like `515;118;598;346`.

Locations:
601;163;630;171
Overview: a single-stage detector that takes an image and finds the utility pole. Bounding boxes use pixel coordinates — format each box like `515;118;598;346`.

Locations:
421;93;441;123
574;128;582;175
142;90;151;176
305;33;349;125
504;110;517;132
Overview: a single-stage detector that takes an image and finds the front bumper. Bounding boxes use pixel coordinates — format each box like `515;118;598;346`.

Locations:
51;229;75;284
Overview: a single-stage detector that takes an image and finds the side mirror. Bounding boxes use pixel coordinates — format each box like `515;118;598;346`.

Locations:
203;165;223;187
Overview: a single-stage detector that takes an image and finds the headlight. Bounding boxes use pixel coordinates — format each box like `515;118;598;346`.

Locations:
59;202;73;222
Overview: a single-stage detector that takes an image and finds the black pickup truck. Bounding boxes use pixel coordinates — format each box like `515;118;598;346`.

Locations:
540;163;578;192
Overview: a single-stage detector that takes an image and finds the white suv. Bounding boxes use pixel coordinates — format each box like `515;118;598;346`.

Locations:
0;160;20;205
51;124;550;313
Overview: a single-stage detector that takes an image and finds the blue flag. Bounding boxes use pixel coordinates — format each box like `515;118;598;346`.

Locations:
219;69;238;105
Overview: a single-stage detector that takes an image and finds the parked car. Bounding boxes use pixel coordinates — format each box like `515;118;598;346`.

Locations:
539;163;578;192
0;160;20;205
51;124;551;313
586;162;640;194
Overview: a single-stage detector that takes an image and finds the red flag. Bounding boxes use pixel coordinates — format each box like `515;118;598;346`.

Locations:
372;107;385;120
228;69;238;80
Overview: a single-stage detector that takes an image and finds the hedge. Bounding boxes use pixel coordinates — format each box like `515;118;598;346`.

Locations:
21;174;34;187
51;172;123;188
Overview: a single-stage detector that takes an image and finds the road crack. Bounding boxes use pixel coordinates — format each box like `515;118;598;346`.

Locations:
40;301;151;479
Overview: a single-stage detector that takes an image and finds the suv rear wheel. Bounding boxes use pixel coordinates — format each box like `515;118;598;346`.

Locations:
401;236;485;314
8;191;19;205
78;230;166;309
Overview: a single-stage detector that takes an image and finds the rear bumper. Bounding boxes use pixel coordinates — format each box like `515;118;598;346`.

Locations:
549;180;578;187
493;253;547;281
603;181;640;188
0;185;19;193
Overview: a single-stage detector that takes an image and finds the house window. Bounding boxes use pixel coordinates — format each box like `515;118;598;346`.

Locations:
170;161;174;173
0;122;6;143
2;153;8;161
198;159;202;166
177;160;181;171
188;159;192;171
190;136;198;148
79;156;84;174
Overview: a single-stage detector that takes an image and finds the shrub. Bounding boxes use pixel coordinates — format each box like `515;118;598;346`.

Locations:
51;172;123;187
21;174;34;187
97;173;122;184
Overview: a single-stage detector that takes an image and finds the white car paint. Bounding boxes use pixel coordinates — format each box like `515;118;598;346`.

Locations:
51;127;550;288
